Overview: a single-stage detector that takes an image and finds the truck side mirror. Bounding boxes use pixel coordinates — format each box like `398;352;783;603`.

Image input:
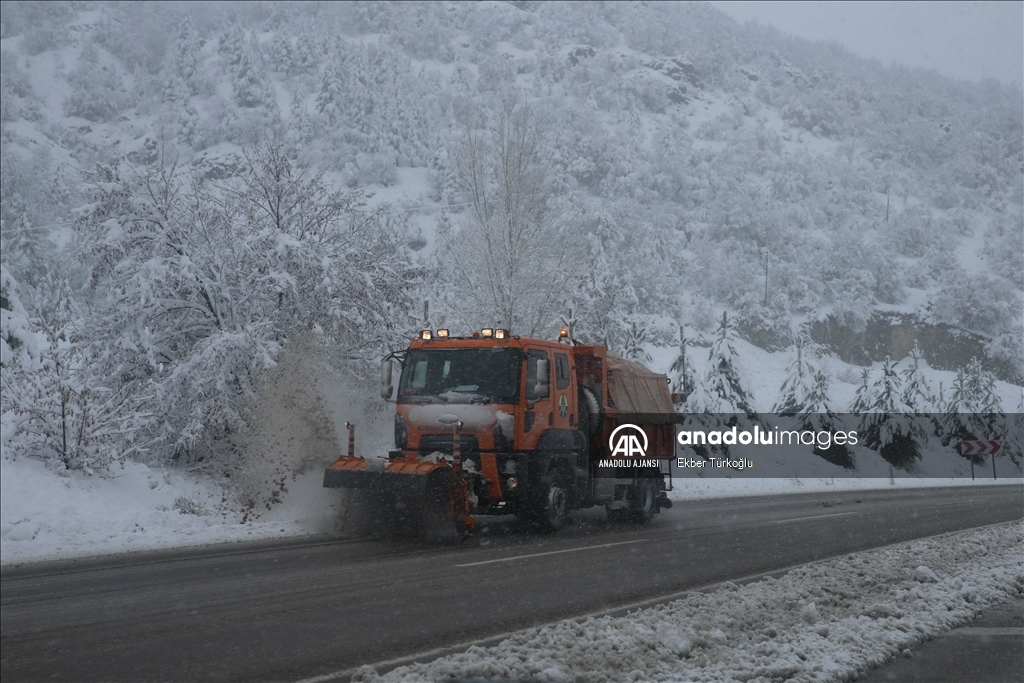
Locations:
381;359;395;401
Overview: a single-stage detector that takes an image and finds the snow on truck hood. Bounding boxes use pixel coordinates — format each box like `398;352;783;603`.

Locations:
405;403;509;431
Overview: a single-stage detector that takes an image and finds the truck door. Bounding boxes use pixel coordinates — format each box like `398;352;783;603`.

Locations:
522;349;552;448
553;352;575;432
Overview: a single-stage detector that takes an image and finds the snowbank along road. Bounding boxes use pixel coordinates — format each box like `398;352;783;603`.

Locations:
1;486;1021;682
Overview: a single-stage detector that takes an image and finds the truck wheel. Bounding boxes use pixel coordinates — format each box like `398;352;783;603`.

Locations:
532;475;568;532
629;478;658;524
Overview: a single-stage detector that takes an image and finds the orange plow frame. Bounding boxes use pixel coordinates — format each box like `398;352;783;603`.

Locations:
324;456;476;535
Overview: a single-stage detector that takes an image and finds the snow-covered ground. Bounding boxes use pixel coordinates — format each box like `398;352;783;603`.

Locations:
0;453;341;566
355;521;1023;683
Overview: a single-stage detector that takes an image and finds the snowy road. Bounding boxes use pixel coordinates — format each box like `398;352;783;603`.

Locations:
1;485;1021;682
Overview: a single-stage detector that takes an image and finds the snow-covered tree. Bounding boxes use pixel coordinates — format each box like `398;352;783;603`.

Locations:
293;27;322;75
669;325;696;406
803;369;854;468
859;356;924;470
703;311;754;416
314;59;346;126
849;368;872;413
74;140;420;463
772;336;818;414
622;320;652;363
217;22;245;69
288;89;315;147
64;41;126;122
900;341;934;412
444;104;583;336
173;16;202;94
232;33;272;109
1;276;142;472
939;357;1004;463
159;72;189;106
0;264;44;368
1;49;41;123
268;33;294;75
1006;396;1024;470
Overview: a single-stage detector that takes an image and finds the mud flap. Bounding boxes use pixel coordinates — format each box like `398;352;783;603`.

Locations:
421;468;474;542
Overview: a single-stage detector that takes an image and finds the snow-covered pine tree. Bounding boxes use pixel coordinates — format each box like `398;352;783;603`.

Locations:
703;311;754;416
769;338;853;467
173;16;201;94
859;356;923;470
678;370;721;461
803;369;855;468
232;33;271;109
0;146;67;297
803;369;831;415
940;357;1004;463
622;321;652;363
64;41;126;123
669;324;696;406
901;341;934;412
849;368;872;413
269;33;294;75
0;212;50;293
772;335;817;415
288;89;315;147
157;68;200;147
160;72;189;107
293;27;321;75
218;22;245;69
681;373;719;414
315;59;345;126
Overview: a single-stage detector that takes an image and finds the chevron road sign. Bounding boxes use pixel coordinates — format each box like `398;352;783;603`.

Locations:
960;441;1002;456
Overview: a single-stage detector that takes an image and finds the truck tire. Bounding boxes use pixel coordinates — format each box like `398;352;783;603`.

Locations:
629;477;658;524
606;478;657;524
532;475;569;532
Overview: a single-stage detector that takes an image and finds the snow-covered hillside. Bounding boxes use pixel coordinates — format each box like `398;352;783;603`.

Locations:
1;2;1022;562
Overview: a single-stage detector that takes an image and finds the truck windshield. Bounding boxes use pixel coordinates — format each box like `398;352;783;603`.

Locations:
397;348;523;404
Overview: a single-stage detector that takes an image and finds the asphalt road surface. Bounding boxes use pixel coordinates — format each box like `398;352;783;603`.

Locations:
2;485;1021;682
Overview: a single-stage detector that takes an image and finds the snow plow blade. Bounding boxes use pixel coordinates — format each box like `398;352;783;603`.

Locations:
324;456;474;539
323;457;434;496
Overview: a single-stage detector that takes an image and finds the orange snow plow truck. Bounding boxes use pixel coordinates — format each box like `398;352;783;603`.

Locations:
324;328;675;537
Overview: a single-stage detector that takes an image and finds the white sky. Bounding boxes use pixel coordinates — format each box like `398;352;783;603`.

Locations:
709;1;1024;86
